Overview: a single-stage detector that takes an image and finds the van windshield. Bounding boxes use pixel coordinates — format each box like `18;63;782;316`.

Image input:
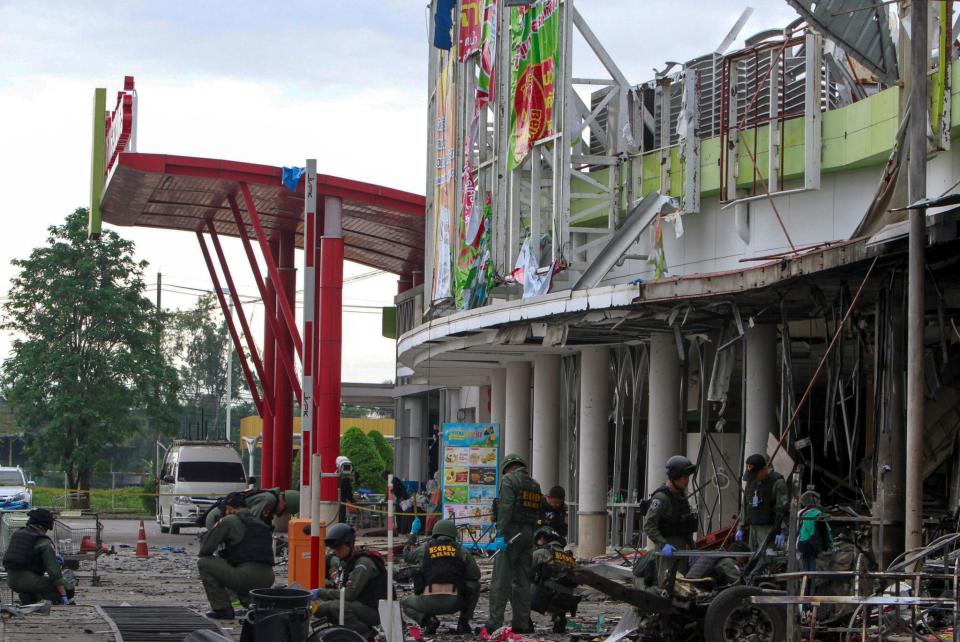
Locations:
177;462;246;483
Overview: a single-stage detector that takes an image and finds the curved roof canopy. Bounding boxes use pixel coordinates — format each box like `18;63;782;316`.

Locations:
101;153;425;276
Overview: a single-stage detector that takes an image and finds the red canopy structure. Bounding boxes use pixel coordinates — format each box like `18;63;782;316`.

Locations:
93;80;424;587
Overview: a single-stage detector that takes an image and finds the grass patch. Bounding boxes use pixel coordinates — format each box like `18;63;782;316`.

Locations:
31;486;153;515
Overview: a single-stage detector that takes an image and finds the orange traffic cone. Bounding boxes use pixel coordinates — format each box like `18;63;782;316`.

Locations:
135;520;149;559
80;535;96;553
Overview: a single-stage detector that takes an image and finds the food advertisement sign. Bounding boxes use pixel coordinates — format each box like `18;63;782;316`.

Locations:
441;423;500;544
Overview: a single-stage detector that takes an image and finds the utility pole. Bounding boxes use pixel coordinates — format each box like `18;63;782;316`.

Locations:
905;0;927;554
151;272;162;478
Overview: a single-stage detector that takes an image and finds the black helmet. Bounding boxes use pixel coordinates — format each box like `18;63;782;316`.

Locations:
534;525;566;547
665;455;696;481
324;522;356;548
27;508;55;530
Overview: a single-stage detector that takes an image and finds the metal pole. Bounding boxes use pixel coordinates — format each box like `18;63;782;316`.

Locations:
310;453;322;589
225;295;233;443
301;159;318;520
386;473;395;642
906;0;927;554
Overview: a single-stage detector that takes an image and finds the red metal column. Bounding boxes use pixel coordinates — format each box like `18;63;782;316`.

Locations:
316;196;344;502
261;244;278;488
273;232;296;491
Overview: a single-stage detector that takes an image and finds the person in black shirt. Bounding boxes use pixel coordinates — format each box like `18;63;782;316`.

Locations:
540;486;569;538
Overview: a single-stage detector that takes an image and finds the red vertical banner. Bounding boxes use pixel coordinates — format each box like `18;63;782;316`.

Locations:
458;0;483;61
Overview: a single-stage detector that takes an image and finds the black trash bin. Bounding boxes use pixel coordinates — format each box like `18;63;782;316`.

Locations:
248;587;312;642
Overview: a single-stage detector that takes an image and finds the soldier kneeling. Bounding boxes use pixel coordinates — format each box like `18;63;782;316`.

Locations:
3;508;75;605
530;526;580;633
401;519;480;634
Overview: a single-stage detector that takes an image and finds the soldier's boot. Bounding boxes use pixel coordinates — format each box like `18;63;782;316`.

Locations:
455;617;472;634
422;616;440;635
551;613;566;633
511;619;535;634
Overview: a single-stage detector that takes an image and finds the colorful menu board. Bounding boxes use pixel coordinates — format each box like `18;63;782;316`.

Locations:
441;423;500;545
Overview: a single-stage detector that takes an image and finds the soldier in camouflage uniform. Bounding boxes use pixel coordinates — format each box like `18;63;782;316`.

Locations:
401;519;480;634
530;526;580;633
198;493;275;619
483;453;543;634
2;509;75;605
735;453;789;551
312;523;387;638
643;455;698;594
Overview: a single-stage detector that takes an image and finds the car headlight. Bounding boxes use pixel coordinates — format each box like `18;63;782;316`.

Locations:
174;496;194;505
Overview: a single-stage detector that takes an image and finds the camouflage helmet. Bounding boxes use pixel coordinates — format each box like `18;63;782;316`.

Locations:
324;522;356;548
665;455;696;480
431;519;458;540
501;453;527;473
282;490;300;515
534;525;566;547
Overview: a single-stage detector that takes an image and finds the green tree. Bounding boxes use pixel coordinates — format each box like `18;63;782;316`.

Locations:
166;294;244;438
340;427;386;493
367;430;394;472
1;209;178;507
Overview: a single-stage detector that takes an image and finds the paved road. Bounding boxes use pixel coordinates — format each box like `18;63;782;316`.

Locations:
100;517;206;548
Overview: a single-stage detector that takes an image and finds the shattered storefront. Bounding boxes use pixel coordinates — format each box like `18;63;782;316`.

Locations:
395;0;960;576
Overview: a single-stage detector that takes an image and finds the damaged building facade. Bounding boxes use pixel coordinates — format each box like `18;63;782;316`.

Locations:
393;0;960;559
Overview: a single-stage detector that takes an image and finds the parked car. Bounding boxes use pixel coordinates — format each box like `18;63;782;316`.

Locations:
157;441;248;534
0;466;34;510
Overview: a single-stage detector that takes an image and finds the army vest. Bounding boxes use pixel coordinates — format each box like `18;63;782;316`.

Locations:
649;486;698;536
418;536;467;589
221;512;274;566
746;472;784;526
3;527;47;574
342;548;388;609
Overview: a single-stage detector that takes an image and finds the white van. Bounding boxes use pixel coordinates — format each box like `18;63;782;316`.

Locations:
157;440;249;534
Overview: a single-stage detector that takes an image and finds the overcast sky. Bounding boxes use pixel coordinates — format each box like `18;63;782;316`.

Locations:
0;0;799;386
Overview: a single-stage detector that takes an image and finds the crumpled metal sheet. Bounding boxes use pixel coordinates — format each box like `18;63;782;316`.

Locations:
787;0;898;85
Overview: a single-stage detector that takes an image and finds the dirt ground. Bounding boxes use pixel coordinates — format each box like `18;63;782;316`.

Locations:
38;519;634;640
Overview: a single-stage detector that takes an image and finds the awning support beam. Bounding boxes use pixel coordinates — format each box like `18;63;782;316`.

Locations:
227;194;303;405
196;230;265;416
239;182;304;362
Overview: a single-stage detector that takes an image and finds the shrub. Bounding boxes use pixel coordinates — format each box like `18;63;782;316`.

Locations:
367;430;395;473
340;427;386;493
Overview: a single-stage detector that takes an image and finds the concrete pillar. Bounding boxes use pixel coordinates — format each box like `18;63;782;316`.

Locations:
504;362;531;460
478;386;491;422
744;324;778;462
646;333;682;497
490;369;506;430
577;346;610;558
405;396;425;483
532;354;561;489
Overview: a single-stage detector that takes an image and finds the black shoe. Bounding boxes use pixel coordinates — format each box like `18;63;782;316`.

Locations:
205;608;235;620
423;616;440;635
456;621;472;635
510;621;535;634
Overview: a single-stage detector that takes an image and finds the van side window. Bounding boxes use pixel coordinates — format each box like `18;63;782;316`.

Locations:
160;462;173;480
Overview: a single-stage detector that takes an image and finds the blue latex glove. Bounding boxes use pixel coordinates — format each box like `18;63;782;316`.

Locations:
311;588;320;600
734;529;744;542
60;596;70;605
56;554;64;565
493;536;507;552
774;534;786;548
661;543;675;557
410;517;422;535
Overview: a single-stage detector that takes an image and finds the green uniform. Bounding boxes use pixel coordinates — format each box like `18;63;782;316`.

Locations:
198;509;275;611
204;489;283;529
485;464;542;631
4;525;75;604
741;472;789;551
530;542;580;629
643;485;697;593
314;550;386;636
401;536;481;629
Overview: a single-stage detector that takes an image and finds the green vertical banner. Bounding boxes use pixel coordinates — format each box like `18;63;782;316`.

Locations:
89;87;107;238
508;0;560;170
